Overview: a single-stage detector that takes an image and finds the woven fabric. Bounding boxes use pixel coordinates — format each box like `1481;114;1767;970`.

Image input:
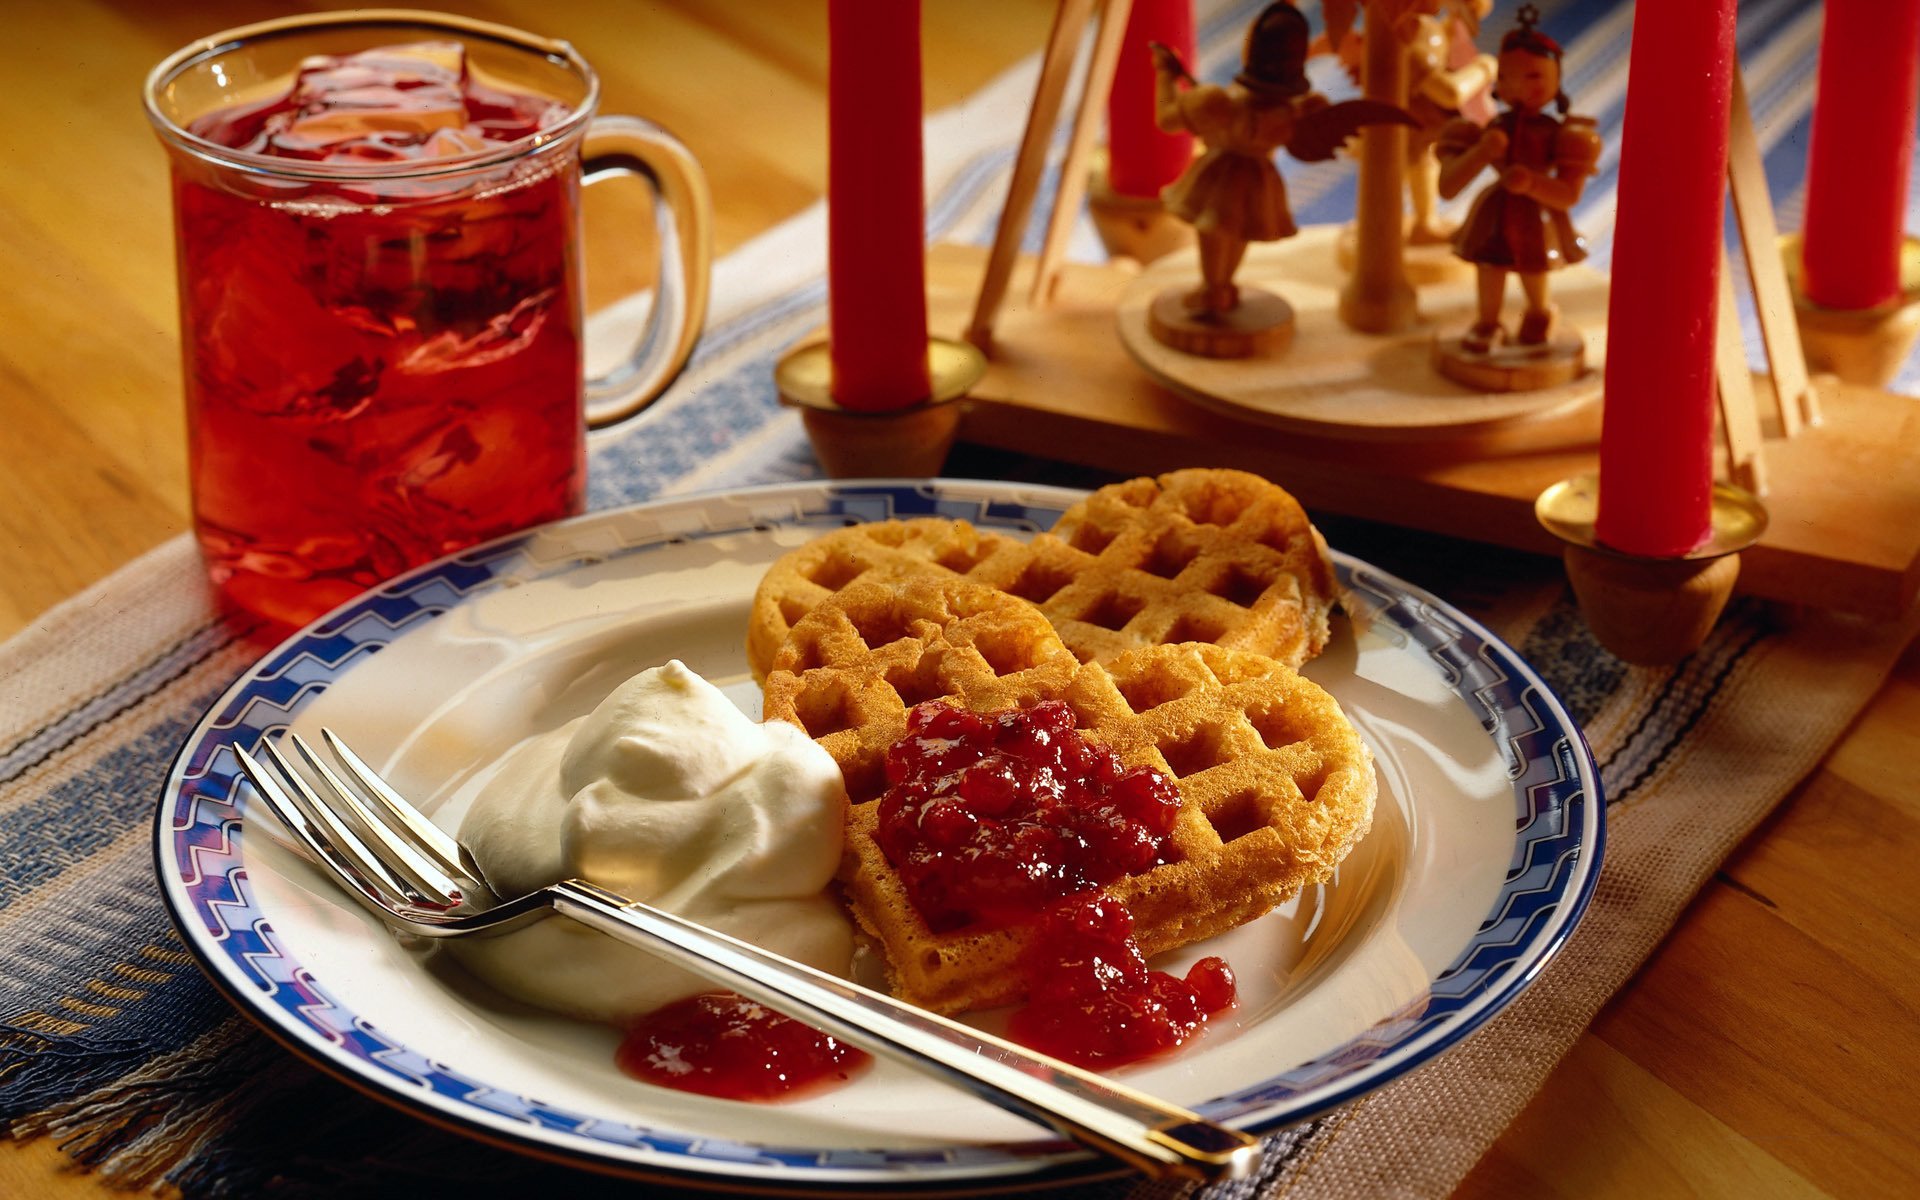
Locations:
2;1;1913;1196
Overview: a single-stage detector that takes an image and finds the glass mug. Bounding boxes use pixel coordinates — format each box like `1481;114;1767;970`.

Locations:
145;11;710;627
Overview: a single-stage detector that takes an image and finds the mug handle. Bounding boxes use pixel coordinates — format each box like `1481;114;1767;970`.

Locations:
579;115;713;429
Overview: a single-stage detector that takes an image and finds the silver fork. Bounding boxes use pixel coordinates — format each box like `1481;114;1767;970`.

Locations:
236;729;1264;1183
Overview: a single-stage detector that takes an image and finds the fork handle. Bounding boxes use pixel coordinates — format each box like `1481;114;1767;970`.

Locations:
548;880;1263;1182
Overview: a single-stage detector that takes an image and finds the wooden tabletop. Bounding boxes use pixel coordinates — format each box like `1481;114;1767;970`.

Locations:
3;2;1914;1197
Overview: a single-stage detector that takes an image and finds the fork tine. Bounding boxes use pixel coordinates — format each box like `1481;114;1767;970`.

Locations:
235;744;408;916
253;737;435;909
318;728;482;890
287;733;465;908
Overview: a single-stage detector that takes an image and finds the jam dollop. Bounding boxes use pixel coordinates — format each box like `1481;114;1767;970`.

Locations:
616;992;870;1101
1009;894;1237;1067
877;700;1183;931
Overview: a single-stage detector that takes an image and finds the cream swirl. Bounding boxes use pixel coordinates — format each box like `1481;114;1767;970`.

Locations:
451;660;850;1024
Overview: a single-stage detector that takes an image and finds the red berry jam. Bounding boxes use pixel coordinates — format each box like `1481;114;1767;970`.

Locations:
616;992;870;1101
1009;894;1236;1067
877;700;1183;931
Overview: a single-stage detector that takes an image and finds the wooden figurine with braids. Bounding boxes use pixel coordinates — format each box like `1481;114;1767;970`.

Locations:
1431;4;1600;388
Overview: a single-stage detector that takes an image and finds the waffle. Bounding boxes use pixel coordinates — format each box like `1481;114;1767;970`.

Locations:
745;469;1339;681
747;518;1029;684
761;574;1376;1015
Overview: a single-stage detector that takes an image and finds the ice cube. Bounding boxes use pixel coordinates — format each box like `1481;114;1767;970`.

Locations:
463;79;569;143
394;423;482;490
278;42;470;160
293;42;466;101
418;126;491;159
397;289;557;375
279;92;465;143
200;41;567;162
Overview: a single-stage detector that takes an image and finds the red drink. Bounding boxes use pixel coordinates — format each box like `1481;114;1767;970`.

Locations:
171;42;586;626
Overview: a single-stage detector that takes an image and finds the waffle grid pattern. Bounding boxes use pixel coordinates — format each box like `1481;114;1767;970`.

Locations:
762;575;1376;1014
748;469;1339;680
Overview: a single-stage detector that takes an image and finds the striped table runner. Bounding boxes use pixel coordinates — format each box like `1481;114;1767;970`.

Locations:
3;2;1914;1195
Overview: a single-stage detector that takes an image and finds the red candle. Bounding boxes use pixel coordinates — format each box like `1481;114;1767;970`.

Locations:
1801;0;1920;311
1594;0;1737;559
828;0;931;410
1107;0;1195;198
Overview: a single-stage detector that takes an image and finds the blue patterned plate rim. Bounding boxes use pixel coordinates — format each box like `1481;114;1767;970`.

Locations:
154;478;1604;1191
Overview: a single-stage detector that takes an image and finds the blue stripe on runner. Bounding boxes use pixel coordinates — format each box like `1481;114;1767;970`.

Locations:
0;859;241;1121
1595;601;1775;798
0;695;219;911
1607;614;1775;805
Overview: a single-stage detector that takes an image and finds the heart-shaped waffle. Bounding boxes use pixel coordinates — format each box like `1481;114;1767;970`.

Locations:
746;468;1339;681
761;574;1376;1015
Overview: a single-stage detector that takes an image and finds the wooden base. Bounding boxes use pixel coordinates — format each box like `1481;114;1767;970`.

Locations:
923;240;1920;620
1335;222;1475;287
1433;333;1586;392
1146;287;1294;359
1114;226;1604;438
797;401;963;479
774;336;984;479
1561;547;1741;667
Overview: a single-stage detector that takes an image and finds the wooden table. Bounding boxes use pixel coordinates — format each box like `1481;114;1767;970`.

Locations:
2;2;1913;1196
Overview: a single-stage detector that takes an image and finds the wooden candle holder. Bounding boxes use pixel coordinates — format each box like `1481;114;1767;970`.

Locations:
1536;474;1768;666
1783;233;1920;388
1085;148;1193;266
775;337;985;479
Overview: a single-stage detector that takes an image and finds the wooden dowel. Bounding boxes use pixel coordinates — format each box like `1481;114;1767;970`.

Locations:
1030;0;1135;306
1714;246;1767;495
1726;65;1816;431
968;0;1097;351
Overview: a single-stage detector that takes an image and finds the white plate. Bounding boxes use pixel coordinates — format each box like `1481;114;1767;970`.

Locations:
157;479;1602;1192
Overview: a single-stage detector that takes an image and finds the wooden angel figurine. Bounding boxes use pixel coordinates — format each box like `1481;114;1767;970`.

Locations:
1149;1;1409;357
1405;0;1497;244
1435;4;1600;354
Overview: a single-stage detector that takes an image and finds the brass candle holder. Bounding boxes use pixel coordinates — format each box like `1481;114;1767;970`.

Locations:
774;336;987;479
1084;147;1194;267
1782;232;1920;388
1537;474;1769;667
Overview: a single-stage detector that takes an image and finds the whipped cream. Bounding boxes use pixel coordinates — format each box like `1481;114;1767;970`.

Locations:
450;660;851;1025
